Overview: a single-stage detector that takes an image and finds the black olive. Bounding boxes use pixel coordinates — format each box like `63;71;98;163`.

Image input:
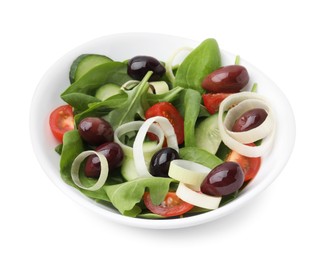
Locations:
127;55;166;81
149;148;179;177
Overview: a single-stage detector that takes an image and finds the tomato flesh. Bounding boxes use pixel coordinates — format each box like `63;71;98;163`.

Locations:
145;102;184;144
202;93;231;114
226;143;261;182
143;192;194;217
49;105;74;142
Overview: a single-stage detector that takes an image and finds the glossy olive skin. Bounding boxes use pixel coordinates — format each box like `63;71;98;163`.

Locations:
84;142;124;178
232;108;268;132
149;148;180;177
202;65;249;93
127;55;166;81
201;162;244;196
78;117;113;146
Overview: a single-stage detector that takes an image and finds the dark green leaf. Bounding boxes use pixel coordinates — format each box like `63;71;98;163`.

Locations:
183;89;201;147
104;177;174;217
59;130;110;201
174;38;221;93
146;86;184;105
61;93;100;112
107;71;152;129
179;147;223;169
61;62;132;96
73;93;127;125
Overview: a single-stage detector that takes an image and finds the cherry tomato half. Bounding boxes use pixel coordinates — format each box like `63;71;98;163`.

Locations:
143;192;194;217
202;93;231;114
145;102;184;144
226;143;261;182
49;105;74;142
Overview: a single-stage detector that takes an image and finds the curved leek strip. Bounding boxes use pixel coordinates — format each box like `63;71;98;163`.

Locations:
114;121;164;158
121;80;139;90
165;47;193;84
148;81;169;94
176;183;221;210
218;92;276;157
133;116;179;177
168;160;211;191
224;99;274;143
71;151;108;191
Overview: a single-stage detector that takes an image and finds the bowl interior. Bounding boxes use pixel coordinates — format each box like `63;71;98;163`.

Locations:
30;33;295;229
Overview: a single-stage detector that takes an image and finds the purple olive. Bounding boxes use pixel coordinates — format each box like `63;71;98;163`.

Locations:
201;162;244;196
78;117;113;146
202;65;249;93
84;142;124;178
232;108;268;132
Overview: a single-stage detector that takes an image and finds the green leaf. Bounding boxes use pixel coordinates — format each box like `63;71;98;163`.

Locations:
73;93;127;125
183;89;201;147
220;191;239;207
59;130;110;201
146;86;184;105
179;147;223;169
174;38;221;93
104;177;173;217
61;61;132;96
61;93;100;112
107;71;153;129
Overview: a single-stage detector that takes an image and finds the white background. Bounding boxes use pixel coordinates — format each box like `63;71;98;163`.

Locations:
1;0;325;259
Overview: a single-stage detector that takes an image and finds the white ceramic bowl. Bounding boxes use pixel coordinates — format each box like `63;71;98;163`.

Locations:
30;33;295;229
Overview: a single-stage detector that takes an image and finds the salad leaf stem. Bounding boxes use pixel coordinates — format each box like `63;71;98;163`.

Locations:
107;71;153;129
183;89;201;147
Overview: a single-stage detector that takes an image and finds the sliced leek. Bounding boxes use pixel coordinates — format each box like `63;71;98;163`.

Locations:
71;151;108;191
133;116;178;177
176;183;221;210
218;92;276;157
114;121;164;158
168;160;211;191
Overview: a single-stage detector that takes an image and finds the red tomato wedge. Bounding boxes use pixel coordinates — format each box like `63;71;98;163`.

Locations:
202;93;231;114
145;102;184;144
226;143;261;182
49;105;74;142
143;192;194;217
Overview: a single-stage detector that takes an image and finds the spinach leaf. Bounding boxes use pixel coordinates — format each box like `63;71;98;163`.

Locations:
179;147;223;169
107;71;152;129
73;93;127;125
174;38;221;93
61;93;100;112
60;130;110;201
147;86;183;105
61;61;132;96
216;141;231;161
219;191;239;207
104;177;173;217
183;89;201;147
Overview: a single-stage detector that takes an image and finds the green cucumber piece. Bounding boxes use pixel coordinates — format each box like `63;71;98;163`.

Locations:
121;157;138;181
95;83;123;101
69;54;112;83
121;141;158;181
195;113;221;154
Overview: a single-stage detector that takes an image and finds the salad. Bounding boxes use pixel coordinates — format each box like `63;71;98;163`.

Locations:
49;38;275;219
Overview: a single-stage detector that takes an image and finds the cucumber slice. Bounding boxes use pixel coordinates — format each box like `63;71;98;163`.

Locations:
121;141;158;181
195;113;221;154
121;157;138;181
69;54;112;83
95;83;123;101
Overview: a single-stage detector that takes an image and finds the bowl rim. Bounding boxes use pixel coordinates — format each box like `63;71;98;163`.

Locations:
30;32;296;229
